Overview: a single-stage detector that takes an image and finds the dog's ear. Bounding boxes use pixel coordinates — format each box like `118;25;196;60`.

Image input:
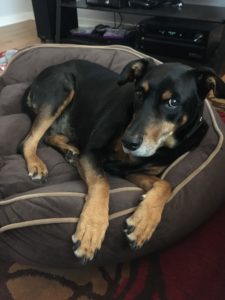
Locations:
193;67;225;100
117;58;156;86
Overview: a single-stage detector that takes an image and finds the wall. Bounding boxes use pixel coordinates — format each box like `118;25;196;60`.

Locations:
0;0;34;27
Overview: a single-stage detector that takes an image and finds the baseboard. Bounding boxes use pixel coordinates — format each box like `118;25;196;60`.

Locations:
0;12;34;27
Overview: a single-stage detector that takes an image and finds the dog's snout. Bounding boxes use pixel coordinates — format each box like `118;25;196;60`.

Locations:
122;134;143;151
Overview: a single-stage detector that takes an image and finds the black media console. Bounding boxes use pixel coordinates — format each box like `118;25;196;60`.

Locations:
32;0;225;75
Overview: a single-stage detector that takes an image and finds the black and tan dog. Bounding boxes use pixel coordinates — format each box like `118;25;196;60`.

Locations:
21;58;225;262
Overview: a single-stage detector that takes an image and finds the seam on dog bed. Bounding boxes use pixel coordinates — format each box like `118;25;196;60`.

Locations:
0;207;137;233
1;44;157;78
0;187;141;206
0;208;137;233
0;218;79;233
0;192;85;205
160;151;190;180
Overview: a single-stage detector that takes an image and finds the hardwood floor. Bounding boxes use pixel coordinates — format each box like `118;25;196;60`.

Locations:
0;20;41;52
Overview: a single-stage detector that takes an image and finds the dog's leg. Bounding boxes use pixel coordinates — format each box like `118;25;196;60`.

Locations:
124;174;171;249
45;134;79;164
72;154;109;263
23;90;75;182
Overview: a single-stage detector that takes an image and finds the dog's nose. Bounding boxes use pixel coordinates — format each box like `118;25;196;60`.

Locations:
122;135;143;151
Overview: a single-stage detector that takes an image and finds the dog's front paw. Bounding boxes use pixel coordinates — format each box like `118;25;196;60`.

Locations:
27;157;48;183
124;201;162;249
72;210;109;263
65;147;79;165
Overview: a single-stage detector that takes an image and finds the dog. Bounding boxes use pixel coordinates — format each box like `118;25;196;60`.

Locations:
21;57;225;263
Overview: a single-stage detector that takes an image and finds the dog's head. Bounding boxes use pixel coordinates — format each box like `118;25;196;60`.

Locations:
118;59;225;157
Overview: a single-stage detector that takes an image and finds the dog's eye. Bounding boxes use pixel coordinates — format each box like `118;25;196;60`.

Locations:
167;98;179;109
134;88;145;109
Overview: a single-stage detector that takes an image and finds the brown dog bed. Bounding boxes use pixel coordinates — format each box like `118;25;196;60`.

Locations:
0;44;225;268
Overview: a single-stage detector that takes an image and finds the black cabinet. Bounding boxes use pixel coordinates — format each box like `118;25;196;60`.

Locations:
32;0;78;42
55;0;78;42
32;0;225;75
32;0;57;41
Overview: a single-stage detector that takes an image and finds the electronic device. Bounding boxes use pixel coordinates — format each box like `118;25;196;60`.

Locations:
70;26;136;46
92;24;110;35
86;0;125;8
137;17;224;62
128;0;183;9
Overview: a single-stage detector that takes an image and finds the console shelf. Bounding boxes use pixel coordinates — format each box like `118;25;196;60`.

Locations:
61;0;225;23
35;0;225;75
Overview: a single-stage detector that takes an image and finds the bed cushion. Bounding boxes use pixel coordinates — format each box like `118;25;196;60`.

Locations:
0;44;225;267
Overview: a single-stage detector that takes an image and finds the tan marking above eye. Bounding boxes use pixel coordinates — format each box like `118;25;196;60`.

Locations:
206;76;216;92
162;90;173;100
132;62;144;76
142;81;150;93
180;114;188;125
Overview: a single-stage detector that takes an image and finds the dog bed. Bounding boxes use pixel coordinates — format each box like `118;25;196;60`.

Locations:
0;44;225;268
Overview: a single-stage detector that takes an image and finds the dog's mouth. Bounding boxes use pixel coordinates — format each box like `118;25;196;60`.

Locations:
122;132;174;157
122;143;157;157
122;122;176;158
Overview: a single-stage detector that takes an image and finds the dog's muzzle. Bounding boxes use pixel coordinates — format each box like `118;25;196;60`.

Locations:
122;134;143;152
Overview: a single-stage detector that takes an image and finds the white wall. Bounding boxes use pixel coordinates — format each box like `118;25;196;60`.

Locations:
0;0;34;27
